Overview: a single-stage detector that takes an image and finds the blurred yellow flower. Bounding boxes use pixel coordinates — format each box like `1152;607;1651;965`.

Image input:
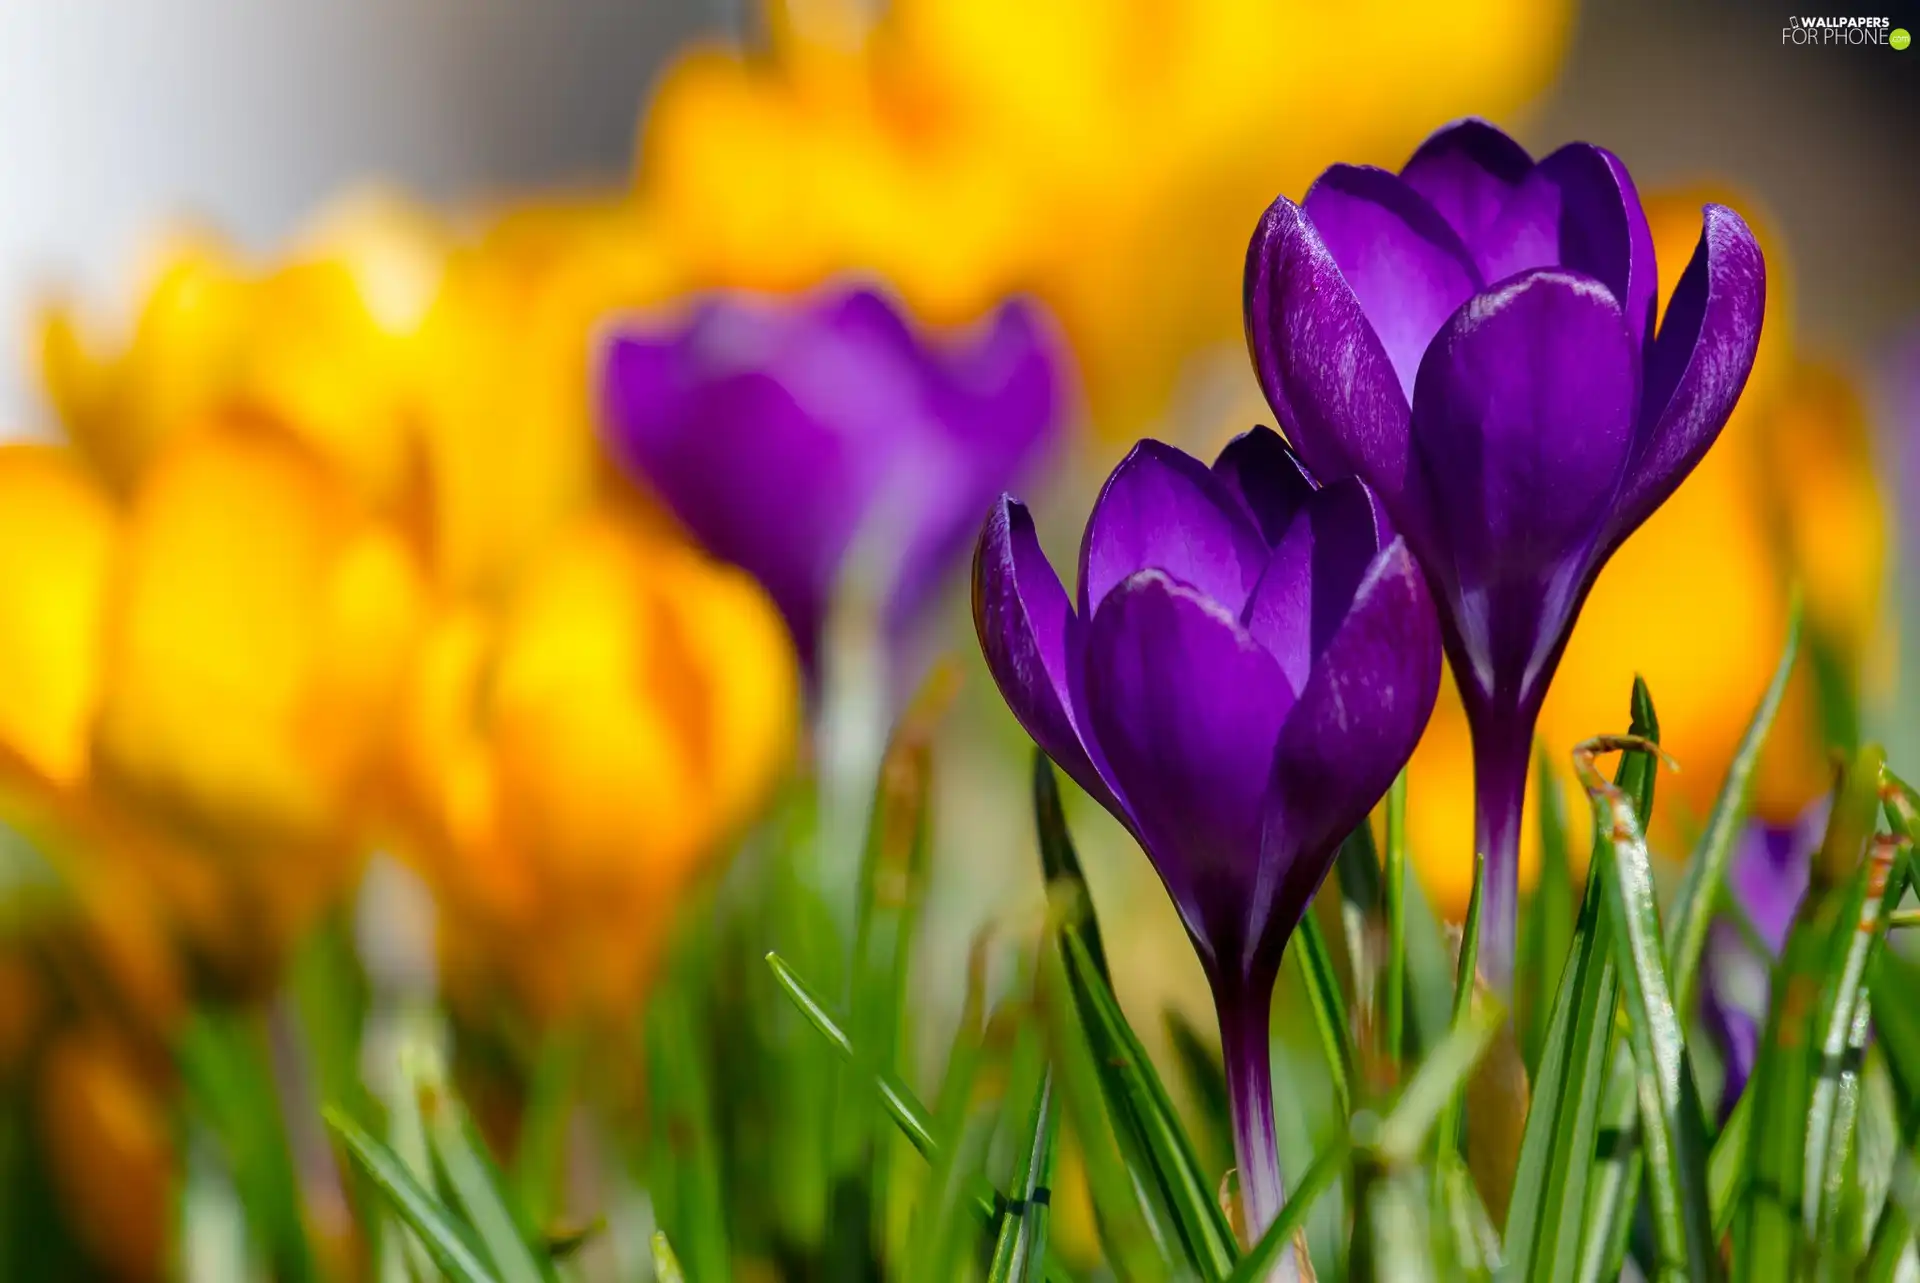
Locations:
643;0;1572;430
390;506;799;1024
0;426;425;991
409;197;679;598
1404;190;1887;916
25;185;799;1032
40;191;446;507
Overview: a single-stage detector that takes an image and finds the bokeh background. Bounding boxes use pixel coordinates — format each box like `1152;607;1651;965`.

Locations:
0;0;1915;1278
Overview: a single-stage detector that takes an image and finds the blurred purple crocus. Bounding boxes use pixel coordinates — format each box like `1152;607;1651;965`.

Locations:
1701;806;1824;1117
1243;117;1767;987
601;283;1066;686
974;427;1441;1241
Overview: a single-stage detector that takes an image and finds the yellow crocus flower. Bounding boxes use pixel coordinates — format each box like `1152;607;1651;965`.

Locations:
409;196;681;598
389;505;799;1024
39;190;446;507
0;425;426;991
1403;190;1887;916
643;0;1572;430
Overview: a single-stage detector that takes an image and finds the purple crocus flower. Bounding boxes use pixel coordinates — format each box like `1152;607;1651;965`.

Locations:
973;427;1441;1241
1243;117;1767;987
601;283;1066;685
1701;806;1824;1116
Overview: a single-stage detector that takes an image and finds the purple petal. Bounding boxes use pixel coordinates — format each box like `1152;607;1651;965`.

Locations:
1243;195;1416;513
1481;144;1659;358
1727;809;1820;953
975;495;1121;818
1083;570;1296;973
1606;204;1766;548
886;297;1068;648
1399;118;1535;264
1408;269;1636;706
1241;478;1386;692
972;497;1123;819
602;329;864;675
1302;165;1483;398
1211;425;1317;547
1077;440;1268;618
1251;539;1441;973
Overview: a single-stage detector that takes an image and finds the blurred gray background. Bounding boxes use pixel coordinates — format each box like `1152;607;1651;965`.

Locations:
0;0;1914;430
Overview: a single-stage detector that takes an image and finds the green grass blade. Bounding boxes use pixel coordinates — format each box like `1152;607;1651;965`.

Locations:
420;1082;551;1283
646;980;732;1283
1034;753;1110;979
327;1106;500;1283
1435;851;1485;1168
1037;753;1236;1277
910;947;1004;1282
1666;597;1803;1019
1501;686;1658;1283
1058;924;1239;1278
767;951;937;1156
1040;947;1175;1278
988;1070;1059;1283
1294;908;1356;1118
1575;734;1717;1283
513;1030;581;1236
175;1011;323;1283
1167;1009;1234;1173
832;680;945;1271
1520;740;1575;1075
1386;769;1410;1073
1710;1088;1753;1238
651;1230;688;1283
1376;993;1505;1166
1224;1136;1352;1283
1808;823;1909;1263
1736;745;1885;1281
766;950;1078;1283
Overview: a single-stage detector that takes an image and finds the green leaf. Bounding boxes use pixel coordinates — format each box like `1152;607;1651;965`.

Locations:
1037;753;1234;1277
419;1080;553;1283
766;951;938;1159
1501;684;1658;1283
1375;991;1505;1166
1435;850;1486;1169
1808;794;1908;1264
646;981;732;1283
1225;1136;1353;1283
1385;769;1410;1073
988;1071;1059;1283
1736;744;1886;1281
1574;734;1716;1283
175;1011;323;1283
1520;740;1575;1075
1057;923;1239;1278
1034;752;1109;979
1710;1087;1753;1239
1667;596;1803;1019
1295;907;1356;1119
910;944;1006;1282
1040;947;1174;1279
651;1230;688;1283
1167;1009;1234;1173
832;679;946;1270
766;950;1078;1283
513;1030;581;1236
327;1106;500;1283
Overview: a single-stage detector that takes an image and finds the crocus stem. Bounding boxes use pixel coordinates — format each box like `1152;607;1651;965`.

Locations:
1470;714;1533;997
1215;977;1293;1278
